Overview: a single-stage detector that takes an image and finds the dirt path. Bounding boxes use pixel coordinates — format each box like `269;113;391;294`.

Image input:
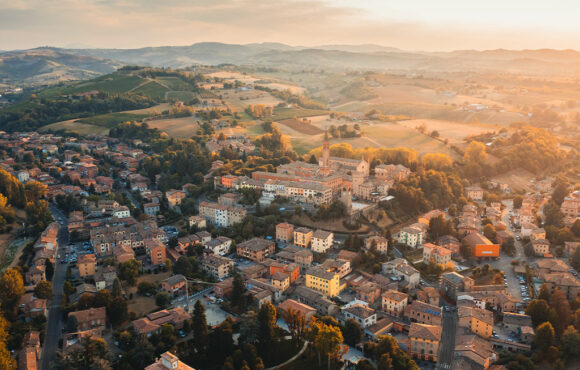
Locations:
266;341;309;370
129;78;153;92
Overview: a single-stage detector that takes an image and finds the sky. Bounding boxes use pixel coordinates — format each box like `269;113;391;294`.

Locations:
1;0;579;51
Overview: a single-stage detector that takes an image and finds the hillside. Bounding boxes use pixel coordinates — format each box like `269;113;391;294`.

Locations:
0;49;121;85
4;44;580;87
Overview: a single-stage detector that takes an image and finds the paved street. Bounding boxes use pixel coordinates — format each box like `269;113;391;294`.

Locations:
41;205;69;370
436;310;457;370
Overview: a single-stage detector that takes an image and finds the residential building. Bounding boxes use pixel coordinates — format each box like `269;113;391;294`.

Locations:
453;335;496;370
69;307;106;330
305;266;341;297
381;258;420;288
438;235;461;255
355;281;381;304
278;299;316;321
311;229;334;253
532;239;550;256
146;239;166;266
423;243;452;266
417;287;440;306
458;306;493;339
441;272;474;300
187;216;206;229
237;238;275;262
198;201;247;227
145;351;194;370
204;236;232;256
409;323;442;362
294;227;313;248
381;289;408;316
466;186;484;201
166;189;187;208
276;222;294;243
271;272;290;291
77;254;97;277
503;313;533;334
405;300;442;326
364;235;388;254
342;304;377;329
161;274;186;295
144;203;160;216
542;273;580;300
201;255;234;279
399;226;423;247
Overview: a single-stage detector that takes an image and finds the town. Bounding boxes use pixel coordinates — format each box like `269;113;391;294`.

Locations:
0;119;578;370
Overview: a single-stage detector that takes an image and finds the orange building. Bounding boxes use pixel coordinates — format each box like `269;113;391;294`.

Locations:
146;239;167;266
221;175;237;188
474;244;500;258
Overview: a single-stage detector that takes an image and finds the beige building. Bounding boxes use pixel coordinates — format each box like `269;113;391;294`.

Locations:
198;201;247;228
201;255;234;279
311;229;334;253
364;235;388;254
276;222;294;243
423;243;452;265
294;227;313;248
409;323;442;362
77;254;97;277
381;289;408;316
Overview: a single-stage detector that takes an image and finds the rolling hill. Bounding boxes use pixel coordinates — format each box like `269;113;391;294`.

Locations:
0;49;121;85
4;43;580;87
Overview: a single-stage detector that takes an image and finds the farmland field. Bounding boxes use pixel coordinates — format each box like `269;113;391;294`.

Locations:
66;74;145;95
221;89;282;111
40;119;110;135
398;119;500;144
271;107;329;121
76;112;149;127
282;120;454;156
132;80;170;100
278;118;324;135
166;91;197;101
146;116;200;138
490;168;536;192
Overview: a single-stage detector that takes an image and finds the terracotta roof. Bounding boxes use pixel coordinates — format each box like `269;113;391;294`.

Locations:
69;306;106;325
409;323;442;341
381;289;408;302
278;299;316;317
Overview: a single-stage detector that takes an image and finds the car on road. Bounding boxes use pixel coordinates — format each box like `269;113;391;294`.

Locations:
179;330;186;338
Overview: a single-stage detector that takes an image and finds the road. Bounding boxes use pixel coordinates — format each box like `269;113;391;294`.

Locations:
437;310;457;370
41;205;69;370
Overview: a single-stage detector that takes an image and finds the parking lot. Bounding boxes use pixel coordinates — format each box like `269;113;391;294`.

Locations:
59;241;95;264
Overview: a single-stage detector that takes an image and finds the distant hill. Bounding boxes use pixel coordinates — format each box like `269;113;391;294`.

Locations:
0;48;121;85
4;43;580;86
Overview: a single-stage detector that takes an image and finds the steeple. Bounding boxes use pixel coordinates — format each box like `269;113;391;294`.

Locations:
321;129;330;168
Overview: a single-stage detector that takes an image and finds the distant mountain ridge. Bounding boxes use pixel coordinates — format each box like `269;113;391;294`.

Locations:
3;42;580;85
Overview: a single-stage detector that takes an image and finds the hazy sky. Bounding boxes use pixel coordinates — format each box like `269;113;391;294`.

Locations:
1;0;579;51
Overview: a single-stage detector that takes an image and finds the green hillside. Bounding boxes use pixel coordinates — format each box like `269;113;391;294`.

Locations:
0;67;203;132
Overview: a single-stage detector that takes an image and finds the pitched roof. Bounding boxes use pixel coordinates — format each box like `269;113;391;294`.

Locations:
409;323;442;341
